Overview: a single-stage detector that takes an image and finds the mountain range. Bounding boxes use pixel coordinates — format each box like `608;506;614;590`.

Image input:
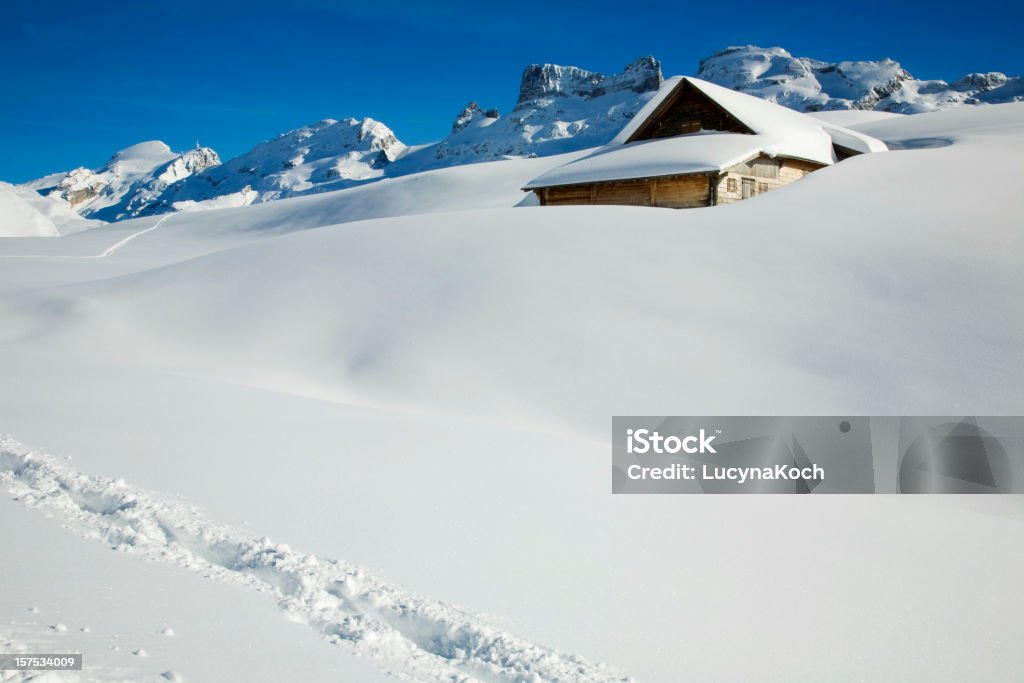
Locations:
14;45;1023;225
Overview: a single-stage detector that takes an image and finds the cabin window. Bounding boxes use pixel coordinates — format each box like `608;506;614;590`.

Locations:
726;177;737;193
757;182;769;194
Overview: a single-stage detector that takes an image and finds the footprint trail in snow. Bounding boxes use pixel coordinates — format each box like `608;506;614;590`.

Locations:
0;435;633;683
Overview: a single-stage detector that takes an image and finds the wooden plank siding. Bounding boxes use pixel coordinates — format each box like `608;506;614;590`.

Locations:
592;179;652;206
536;175;712;209
651;175;711;208
715;155;824;205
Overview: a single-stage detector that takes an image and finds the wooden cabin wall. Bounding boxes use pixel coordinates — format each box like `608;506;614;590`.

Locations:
649;175;711;208
536;175;711;209
535;156;822;209
714;155;824;205
592;179;653;206
537;185;591;206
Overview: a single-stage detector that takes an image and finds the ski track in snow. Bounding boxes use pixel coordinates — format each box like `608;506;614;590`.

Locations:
0;213;172;260
0;436;633;683
95;214;171;258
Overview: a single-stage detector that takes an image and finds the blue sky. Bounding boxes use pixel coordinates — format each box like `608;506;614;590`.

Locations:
2;0;1021;183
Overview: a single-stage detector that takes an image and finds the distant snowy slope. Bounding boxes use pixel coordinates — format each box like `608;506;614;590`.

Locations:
0;151;578;261
697;45;1024;113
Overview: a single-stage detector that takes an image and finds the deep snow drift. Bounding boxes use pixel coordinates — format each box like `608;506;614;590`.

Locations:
1;103;1023;682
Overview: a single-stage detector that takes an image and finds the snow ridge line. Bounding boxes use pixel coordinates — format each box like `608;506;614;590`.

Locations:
0;436;633;683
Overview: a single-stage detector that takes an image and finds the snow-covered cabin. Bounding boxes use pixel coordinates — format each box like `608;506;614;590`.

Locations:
522;76;886;208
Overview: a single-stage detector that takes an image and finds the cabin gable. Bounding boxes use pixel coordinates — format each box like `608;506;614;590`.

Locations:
626;79;754;143
714;155;824;205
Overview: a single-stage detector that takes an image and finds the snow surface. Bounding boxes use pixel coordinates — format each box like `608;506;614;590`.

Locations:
1;102;1023;682
806;110;904;126
0;436;627;683
816;120;890;154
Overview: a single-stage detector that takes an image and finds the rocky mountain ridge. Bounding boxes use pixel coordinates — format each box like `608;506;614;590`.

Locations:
696;45;1023;113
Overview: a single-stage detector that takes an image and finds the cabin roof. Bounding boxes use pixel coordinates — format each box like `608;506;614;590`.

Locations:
524;133;776;188
814;120;889;155
524;76;887;190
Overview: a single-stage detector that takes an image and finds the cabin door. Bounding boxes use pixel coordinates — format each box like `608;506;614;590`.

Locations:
741;177;755;199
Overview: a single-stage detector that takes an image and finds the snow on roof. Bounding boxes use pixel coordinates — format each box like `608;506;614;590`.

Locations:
525;76;885;190
523;133;769;188
815;120;889;154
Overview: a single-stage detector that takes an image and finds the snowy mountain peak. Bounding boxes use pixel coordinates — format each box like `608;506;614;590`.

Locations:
621;55;665;86
137;117;407;215
154;146;221;185
258;117;404;165
355;118;404;155
404;56;665;172
516;56;662;105
39;141;218;220
695;45;1022;113
696;45;913;111
108;140;174;160
451;102;501;133
951;72;1008;92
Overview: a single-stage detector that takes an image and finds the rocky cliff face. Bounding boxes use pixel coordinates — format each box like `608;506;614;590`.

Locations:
395;56;664;173
51;167;111;208
696;45;1023;113
517;56;663;104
